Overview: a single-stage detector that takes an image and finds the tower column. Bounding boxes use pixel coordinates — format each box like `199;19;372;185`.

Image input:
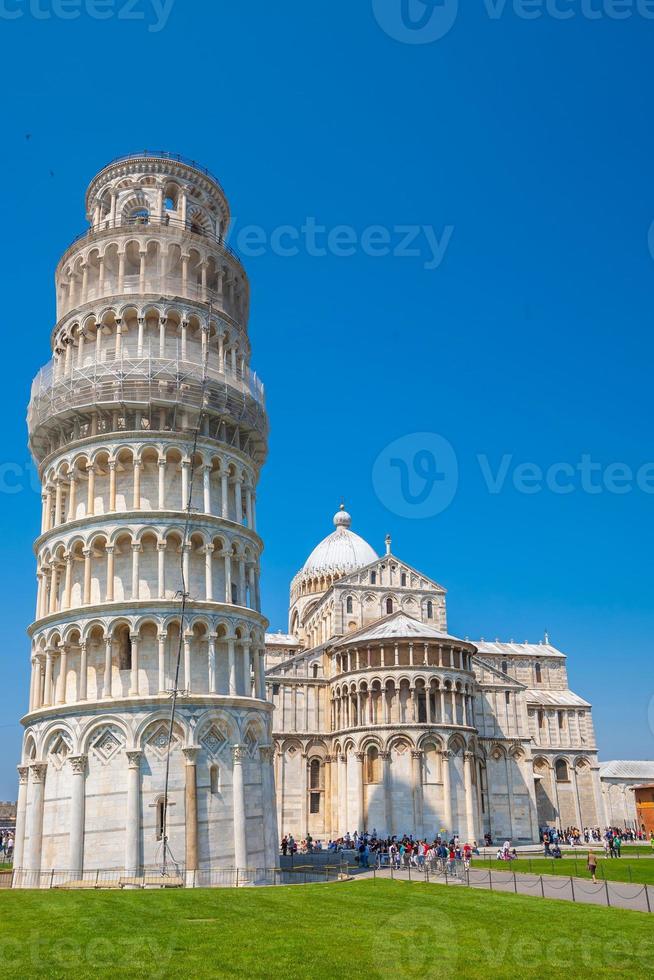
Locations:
68;755;87;875
26;763;47;873
232;745;248;871
183;748;199;873
13;766;29;869
125;751;142;876
463;751;477;843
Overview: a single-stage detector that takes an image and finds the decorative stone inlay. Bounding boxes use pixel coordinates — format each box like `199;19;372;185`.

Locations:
90;726;123;764
200;724;228;758
147;723;179;760
48;732;72;770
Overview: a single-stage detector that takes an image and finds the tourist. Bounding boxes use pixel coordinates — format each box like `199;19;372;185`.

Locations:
587;850;598;883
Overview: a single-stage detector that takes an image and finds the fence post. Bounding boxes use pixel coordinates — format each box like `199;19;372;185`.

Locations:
645;885;651;914
488;869;492;891
540;876;545;898
605;880;611;908
408;864;411;882
513;871;517;894
570;876;575;902
236;868;239;889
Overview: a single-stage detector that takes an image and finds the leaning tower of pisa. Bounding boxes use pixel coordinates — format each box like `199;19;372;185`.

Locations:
14;152;277;881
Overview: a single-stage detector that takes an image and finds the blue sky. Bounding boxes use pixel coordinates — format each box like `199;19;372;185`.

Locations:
0;1;652;796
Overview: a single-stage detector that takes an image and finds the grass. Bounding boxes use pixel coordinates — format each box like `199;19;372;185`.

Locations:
0;879;652;978
477;857;654;885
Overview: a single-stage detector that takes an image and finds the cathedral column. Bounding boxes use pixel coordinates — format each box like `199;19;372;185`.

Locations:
381;751;393;836
441;750;453;837
232;745;248;870
572;764;583;829
338;753;348;834
300;751;309;837
183;748;199;872
324;755;333;838
411;750;424;837
234;477;243;524
26;763;47;873
463;751;477;843
125;751;142;875
591;765;607;827
68;755;87;874
13;766;29;869
224;553;232;603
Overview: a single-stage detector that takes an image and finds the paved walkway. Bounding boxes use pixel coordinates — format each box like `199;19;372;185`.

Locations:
354;866;653;913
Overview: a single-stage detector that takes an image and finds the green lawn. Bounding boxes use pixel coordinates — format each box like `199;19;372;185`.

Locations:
476;857;654;885
0;879;652;979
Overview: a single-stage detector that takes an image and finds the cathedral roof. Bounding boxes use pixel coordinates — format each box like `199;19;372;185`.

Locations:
474;639;566;659
331;611;470;648
299;505;378;578
599;760;654;780
524;688;591;708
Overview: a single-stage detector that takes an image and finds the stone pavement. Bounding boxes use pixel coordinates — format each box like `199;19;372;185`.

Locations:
353;865;653;913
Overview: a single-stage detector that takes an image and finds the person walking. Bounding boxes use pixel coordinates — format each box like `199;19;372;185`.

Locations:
587;850;598;884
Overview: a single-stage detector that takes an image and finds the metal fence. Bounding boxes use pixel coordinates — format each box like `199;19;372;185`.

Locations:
3;865;348;890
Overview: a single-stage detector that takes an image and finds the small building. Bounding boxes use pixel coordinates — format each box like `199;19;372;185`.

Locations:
631;784;654;837
599;761;654;829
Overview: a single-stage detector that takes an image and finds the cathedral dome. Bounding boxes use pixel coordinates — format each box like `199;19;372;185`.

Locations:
301;505;378;577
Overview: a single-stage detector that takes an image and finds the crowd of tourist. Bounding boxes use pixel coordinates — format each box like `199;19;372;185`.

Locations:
280;830;481;871
540;825;651;847
0;833;14;862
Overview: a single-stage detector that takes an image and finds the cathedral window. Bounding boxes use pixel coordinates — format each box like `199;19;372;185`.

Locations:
501;660;508;676
535;663;542;683
555;759;569;782
505;691;511;705
426;601;433;619
346;597;353;614
537;710;545;729
370;571;376;585
312;664;318;678
558;711;565;730
401;573;407;587
386;598;393;615
210;764;220;794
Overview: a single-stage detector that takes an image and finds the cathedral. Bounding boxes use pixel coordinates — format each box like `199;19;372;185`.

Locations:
266;505;604;844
